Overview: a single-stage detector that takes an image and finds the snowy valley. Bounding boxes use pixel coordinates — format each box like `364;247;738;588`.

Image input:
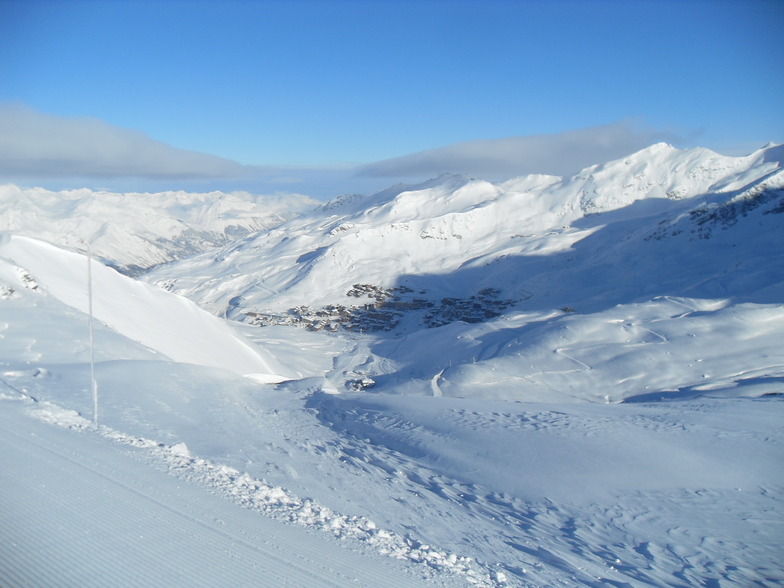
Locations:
1;143;783;587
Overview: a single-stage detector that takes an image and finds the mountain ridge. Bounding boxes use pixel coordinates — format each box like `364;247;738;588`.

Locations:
138;141;783;402
0;184;319;274
146;142;783;320
2;141;782;586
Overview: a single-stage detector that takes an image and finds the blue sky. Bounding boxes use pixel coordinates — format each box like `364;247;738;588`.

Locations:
1;0;782;197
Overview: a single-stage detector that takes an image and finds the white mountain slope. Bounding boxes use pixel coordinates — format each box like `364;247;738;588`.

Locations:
0;184;318;274
147;142;782;315
2;224;782;586
0;234;285;379
0;243;469;587
147;142;784;402
2;142;783;586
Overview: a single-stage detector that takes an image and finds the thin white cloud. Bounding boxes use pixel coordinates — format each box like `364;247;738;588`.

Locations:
0;105;685;200
0;103;248;179
357;121;681;180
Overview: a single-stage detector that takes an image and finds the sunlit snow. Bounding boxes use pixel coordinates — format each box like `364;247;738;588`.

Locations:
1;142;782;586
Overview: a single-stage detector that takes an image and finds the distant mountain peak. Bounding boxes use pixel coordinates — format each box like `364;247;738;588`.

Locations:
0;185;318;274
144;140;783;337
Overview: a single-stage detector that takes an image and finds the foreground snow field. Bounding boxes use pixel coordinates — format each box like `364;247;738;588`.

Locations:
0;397;458;587
2;143;783;586
2;386;782;587
2;231;782;586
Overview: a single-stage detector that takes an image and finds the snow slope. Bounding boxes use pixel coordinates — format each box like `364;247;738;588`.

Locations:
2;142;783;586
147;143;782;314
147;142;784;403
0;184;318;273
367;297;784;403
0;398;446;588
0;247;498;586
2;242;781;585
0;234;285;379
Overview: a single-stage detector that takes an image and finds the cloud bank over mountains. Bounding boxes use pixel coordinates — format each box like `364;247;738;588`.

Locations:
0;103;249;180
357;122;679;180
1;103;681;197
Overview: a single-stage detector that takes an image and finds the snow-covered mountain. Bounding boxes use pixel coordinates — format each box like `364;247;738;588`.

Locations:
148;142;782;318
146;142;784;402
2;142;783;586
0;184;318;274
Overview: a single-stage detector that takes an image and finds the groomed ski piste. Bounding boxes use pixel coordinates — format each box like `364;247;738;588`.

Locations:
0;236;487;587
0;399;462;588
2;142;783;586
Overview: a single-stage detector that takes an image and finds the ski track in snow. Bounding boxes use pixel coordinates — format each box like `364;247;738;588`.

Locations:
4;395;501;588
309;393;784;586
0;405;440;588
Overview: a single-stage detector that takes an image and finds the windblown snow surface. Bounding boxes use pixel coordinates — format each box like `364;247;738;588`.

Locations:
2;143;784;586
